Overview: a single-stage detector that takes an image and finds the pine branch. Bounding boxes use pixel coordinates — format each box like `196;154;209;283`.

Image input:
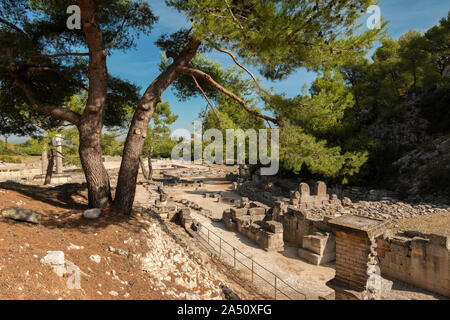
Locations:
190;75;222;122
0;17;30;39
177;67;280;126
8;71;81;126
211;44;271;96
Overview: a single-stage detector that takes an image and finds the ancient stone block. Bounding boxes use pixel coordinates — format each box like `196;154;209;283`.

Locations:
298;247;335;266
262;220;283;233
248;207;266;216
298;183;310;200
2;207;42;224
315;181;327;197
230;207;247;218
428;233;450;249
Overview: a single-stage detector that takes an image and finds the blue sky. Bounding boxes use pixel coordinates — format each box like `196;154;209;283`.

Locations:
9;0;450;143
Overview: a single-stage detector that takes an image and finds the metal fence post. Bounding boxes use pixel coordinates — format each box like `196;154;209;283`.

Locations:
193;223;307;301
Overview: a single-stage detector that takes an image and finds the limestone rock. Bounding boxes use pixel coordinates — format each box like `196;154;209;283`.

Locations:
67;243;84;250
41;251;65;266
41;251;66;276
83;208;102;219
89;254;101;264
342;197;352;207
1;207;41;224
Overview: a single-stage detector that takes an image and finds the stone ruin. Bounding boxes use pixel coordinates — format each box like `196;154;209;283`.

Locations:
325;215;394;300
137;165;449;299
226;181;344;264
288;181;342;211
376;231;449;297
222;199;284;252
224;178;450;299
270;181;342;265
146;185;178;220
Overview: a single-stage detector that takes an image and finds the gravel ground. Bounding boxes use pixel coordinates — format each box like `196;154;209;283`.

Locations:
392;210;450;235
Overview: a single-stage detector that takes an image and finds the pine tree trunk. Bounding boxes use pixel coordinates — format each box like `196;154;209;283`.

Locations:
113;40;200;214
76;0;111;209
78;122;112;209
44;145;54;185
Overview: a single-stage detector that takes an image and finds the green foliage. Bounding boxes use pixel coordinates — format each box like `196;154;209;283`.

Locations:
398;30;431;90
15;138;43;156
0;0;151;142
336;13;450;187
61;126;80;167
271;72;371;183
424;12;450;80
0;139;14;155
0;154;21;163
340;13;449;121
419;83;450;134
168;0;384;79
143;102;179;158
102;133;124;156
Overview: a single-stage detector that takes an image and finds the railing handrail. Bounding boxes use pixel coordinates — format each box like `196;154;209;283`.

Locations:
197;222;307;300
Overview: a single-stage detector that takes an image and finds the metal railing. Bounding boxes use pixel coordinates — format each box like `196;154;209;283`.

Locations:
196;223;307;300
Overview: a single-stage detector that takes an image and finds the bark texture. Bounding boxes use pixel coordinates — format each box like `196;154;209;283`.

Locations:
44;144;54;185
76;0;111;208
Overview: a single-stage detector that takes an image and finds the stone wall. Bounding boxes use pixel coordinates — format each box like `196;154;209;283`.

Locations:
222;206;284;251
377;233;450;298
327;215;391;300
240;221;284;252
334;231;373;289
281;206;333;247
298;232;336;265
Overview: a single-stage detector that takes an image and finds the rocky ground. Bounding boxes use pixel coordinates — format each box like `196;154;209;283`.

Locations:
341;199;450;224
0;182;265;300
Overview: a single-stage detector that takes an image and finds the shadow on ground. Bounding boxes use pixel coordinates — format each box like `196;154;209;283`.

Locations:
0;182;148;234
0;182;89;211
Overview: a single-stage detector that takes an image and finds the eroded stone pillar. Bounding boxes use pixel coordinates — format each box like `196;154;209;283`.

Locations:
298;183;310;203
326;215;391;300
55;134;63;174
41;144;48;175
315;181;327;197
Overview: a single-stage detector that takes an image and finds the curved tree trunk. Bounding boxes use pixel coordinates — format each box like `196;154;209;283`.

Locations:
113;40;201;214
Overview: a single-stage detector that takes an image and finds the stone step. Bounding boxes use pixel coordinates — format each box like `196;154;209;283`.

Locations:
298;247;335;266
